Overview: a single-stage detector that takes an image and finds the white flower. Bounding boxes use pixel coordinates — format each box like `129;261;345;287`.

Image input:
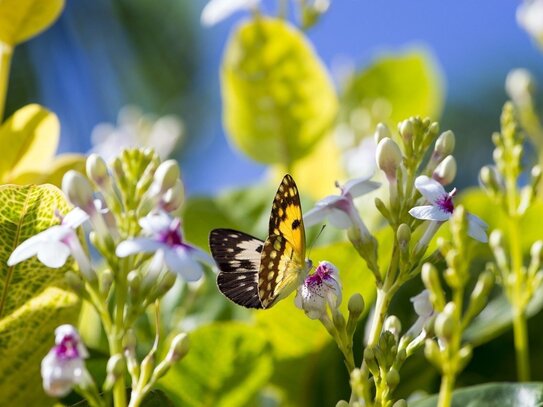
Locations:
201;0;259;27
41;325;89;397
407;290;434;337
7;208;92;273
90;106;183;161
408;176;488;243
304;176;380;231
343;137;377;180
517;0;543;46
505;68;535;107
295;261;341;319
116;211;213;282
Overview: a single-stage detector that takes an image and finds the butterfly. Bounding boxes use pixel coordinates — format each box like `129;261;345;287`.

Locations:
209;174;311;309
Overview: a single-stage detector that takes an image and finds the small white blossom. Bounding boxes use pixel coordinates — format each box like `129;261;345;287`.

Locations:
41;325;89;397
517;0;543;47
116;211;213;282
201;0;259;27
304;176;380;232
407;290;434;337
408;176;488;243
7;208;92;273
295;261;341;319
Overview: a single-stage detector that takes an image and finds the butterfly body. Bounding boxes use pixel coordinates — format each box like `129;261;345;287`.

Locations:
209;175;310;309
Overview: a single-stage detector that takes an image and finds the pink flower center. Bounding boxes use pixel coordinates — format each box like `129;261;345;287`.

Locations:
54;335;80;360
436;194;454;214
306;262;334;287
157;218;189;249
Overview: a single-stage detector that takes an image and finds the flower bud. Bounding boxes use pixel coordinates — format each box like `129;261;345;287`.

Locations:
155;271;177;299
432;155;457;186
396;223;411;250
167;332;190;363
457;344;473;371
386;368;400;390
531;165;542;197
393;400;408;407
424;339;442;369
434;130;455;157
65;271;85;297
62;170;94;210
161;179;185;212
531;240;543;266
399;119;414;142
421;263;445;311
348;293;365;318
465;270;494;322
479;165;503;196
363;348;379;376
333;309;346;332
100;268;114;297
154;160;180;194
336;401;349;407
384;315;402;338
127;270;141;298
435;303;456;342
104;354;125;391
86;154;110;187
505;68;535;106
489;230;508;273
374;122;392;143
376;137;402;181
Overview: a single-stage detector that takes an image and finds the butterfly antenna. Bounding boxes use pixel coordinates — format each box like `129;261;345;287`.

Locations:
307;224;326;262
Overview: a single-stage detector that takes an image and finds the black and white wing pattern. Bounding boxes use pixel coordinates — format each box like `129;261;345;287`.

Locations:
209;228;264;309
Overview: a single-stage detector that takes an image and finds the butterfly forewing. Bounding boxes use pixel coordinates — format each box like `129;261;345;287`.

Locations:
209;228;264;309
268;175;306;260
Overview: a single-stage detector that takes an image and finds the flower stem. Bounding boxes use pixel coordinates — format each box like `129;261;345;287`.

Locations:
512;306;530;381
437;372;455;407
111;270;128;407
0;41;12;123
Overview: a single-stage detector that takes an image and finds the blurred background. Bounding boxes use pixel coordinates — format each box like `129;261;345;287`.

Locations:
6;0;543;195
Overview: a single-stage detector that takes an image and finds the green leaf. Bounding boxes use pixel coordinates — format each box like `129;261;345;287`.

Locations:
159;323;273;407
221;17;338;166
0;104;60;183
0;184;80;405
11;153;87;187
411;382;543;407
0;0;65;46
343;50;443;126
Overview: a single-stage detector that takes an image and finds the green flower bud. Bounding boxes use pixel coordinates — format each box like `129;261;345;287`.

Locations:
393;400;408;407
65;271;85;297
374;122;392;143
531;165;542;196
376;137;402;181
489;230;508;273
363;348;379;376
155;271;177;299
127;270;141;298
457;345;473;371
348;293;365;317
465;271;494;323
530;241;543;273
398;119;414;142
103;354;126;391
386;368;400;390
435;130;455;157
86;153;110;187
396;348;407;365
396;223;411;250
479;165;503;197
154;159;180;194
421;263;445;311
432;155;457;186
435;303;456;342
335;401;350;407
332;309;346;332
62;170;94;209
167;332;190;363
100;268;114;297
424;339;442;369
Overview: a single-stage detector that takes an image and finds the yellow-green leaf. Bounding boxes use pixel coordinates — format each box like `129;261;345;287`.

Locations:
0;104;59;183
343;50;444;126
0;184;79;405
221;17;338;166
11;153;87;187
0;0;65;46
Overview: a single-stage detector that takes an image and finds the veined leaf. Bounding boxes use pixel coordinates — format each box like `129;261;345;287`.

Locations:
159;323;273;407
0;184;80;405
0;104;60;184
0;0;64;46
222;17;338;166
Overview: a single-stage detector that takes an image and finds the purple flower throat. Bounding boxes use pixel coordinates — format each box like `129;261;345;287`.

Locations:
55;335;80;360
157;219;191;249
436;193;454;214
306;263;333;286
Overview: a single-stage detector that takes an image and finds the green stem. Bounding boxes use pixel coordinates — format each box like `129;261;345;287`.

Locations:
111;275;128;407
437;372;455;407
0;41;12;122
512;305;530;381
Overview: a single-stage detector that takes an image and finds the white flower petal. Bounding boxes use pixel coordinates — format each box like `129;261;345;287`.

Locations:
409;205;450;221
343;178;381;198
303;206;331;227
164;249;204;282
62;208;89;228
415;175;447;204
201;0;258;26
190;247;215;267
328;208;354;229
410;290;433;318
138;211;172;235
37;241;71;268
7;235;43;266
116;238;164;257
468;214;488;243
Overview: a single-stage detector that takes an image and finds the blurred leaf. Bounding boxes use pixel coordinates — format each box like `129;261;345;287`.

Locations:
222;17;338;166
0;184;79;406
159;323;273;407
0;0;64;46
11;153;86;187
343;50;443;126
411;382;543;407
0;104;59;183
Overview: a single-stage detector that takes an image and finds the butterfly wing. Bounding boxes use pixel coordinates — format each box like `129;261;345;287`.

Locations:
258;233;307;308
258;175;307;308
209;228;264;309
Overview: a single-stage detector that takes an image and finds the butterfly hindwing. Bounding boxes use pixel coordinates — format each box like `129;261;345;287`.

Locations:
209;228;264;309
258;233;306;308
